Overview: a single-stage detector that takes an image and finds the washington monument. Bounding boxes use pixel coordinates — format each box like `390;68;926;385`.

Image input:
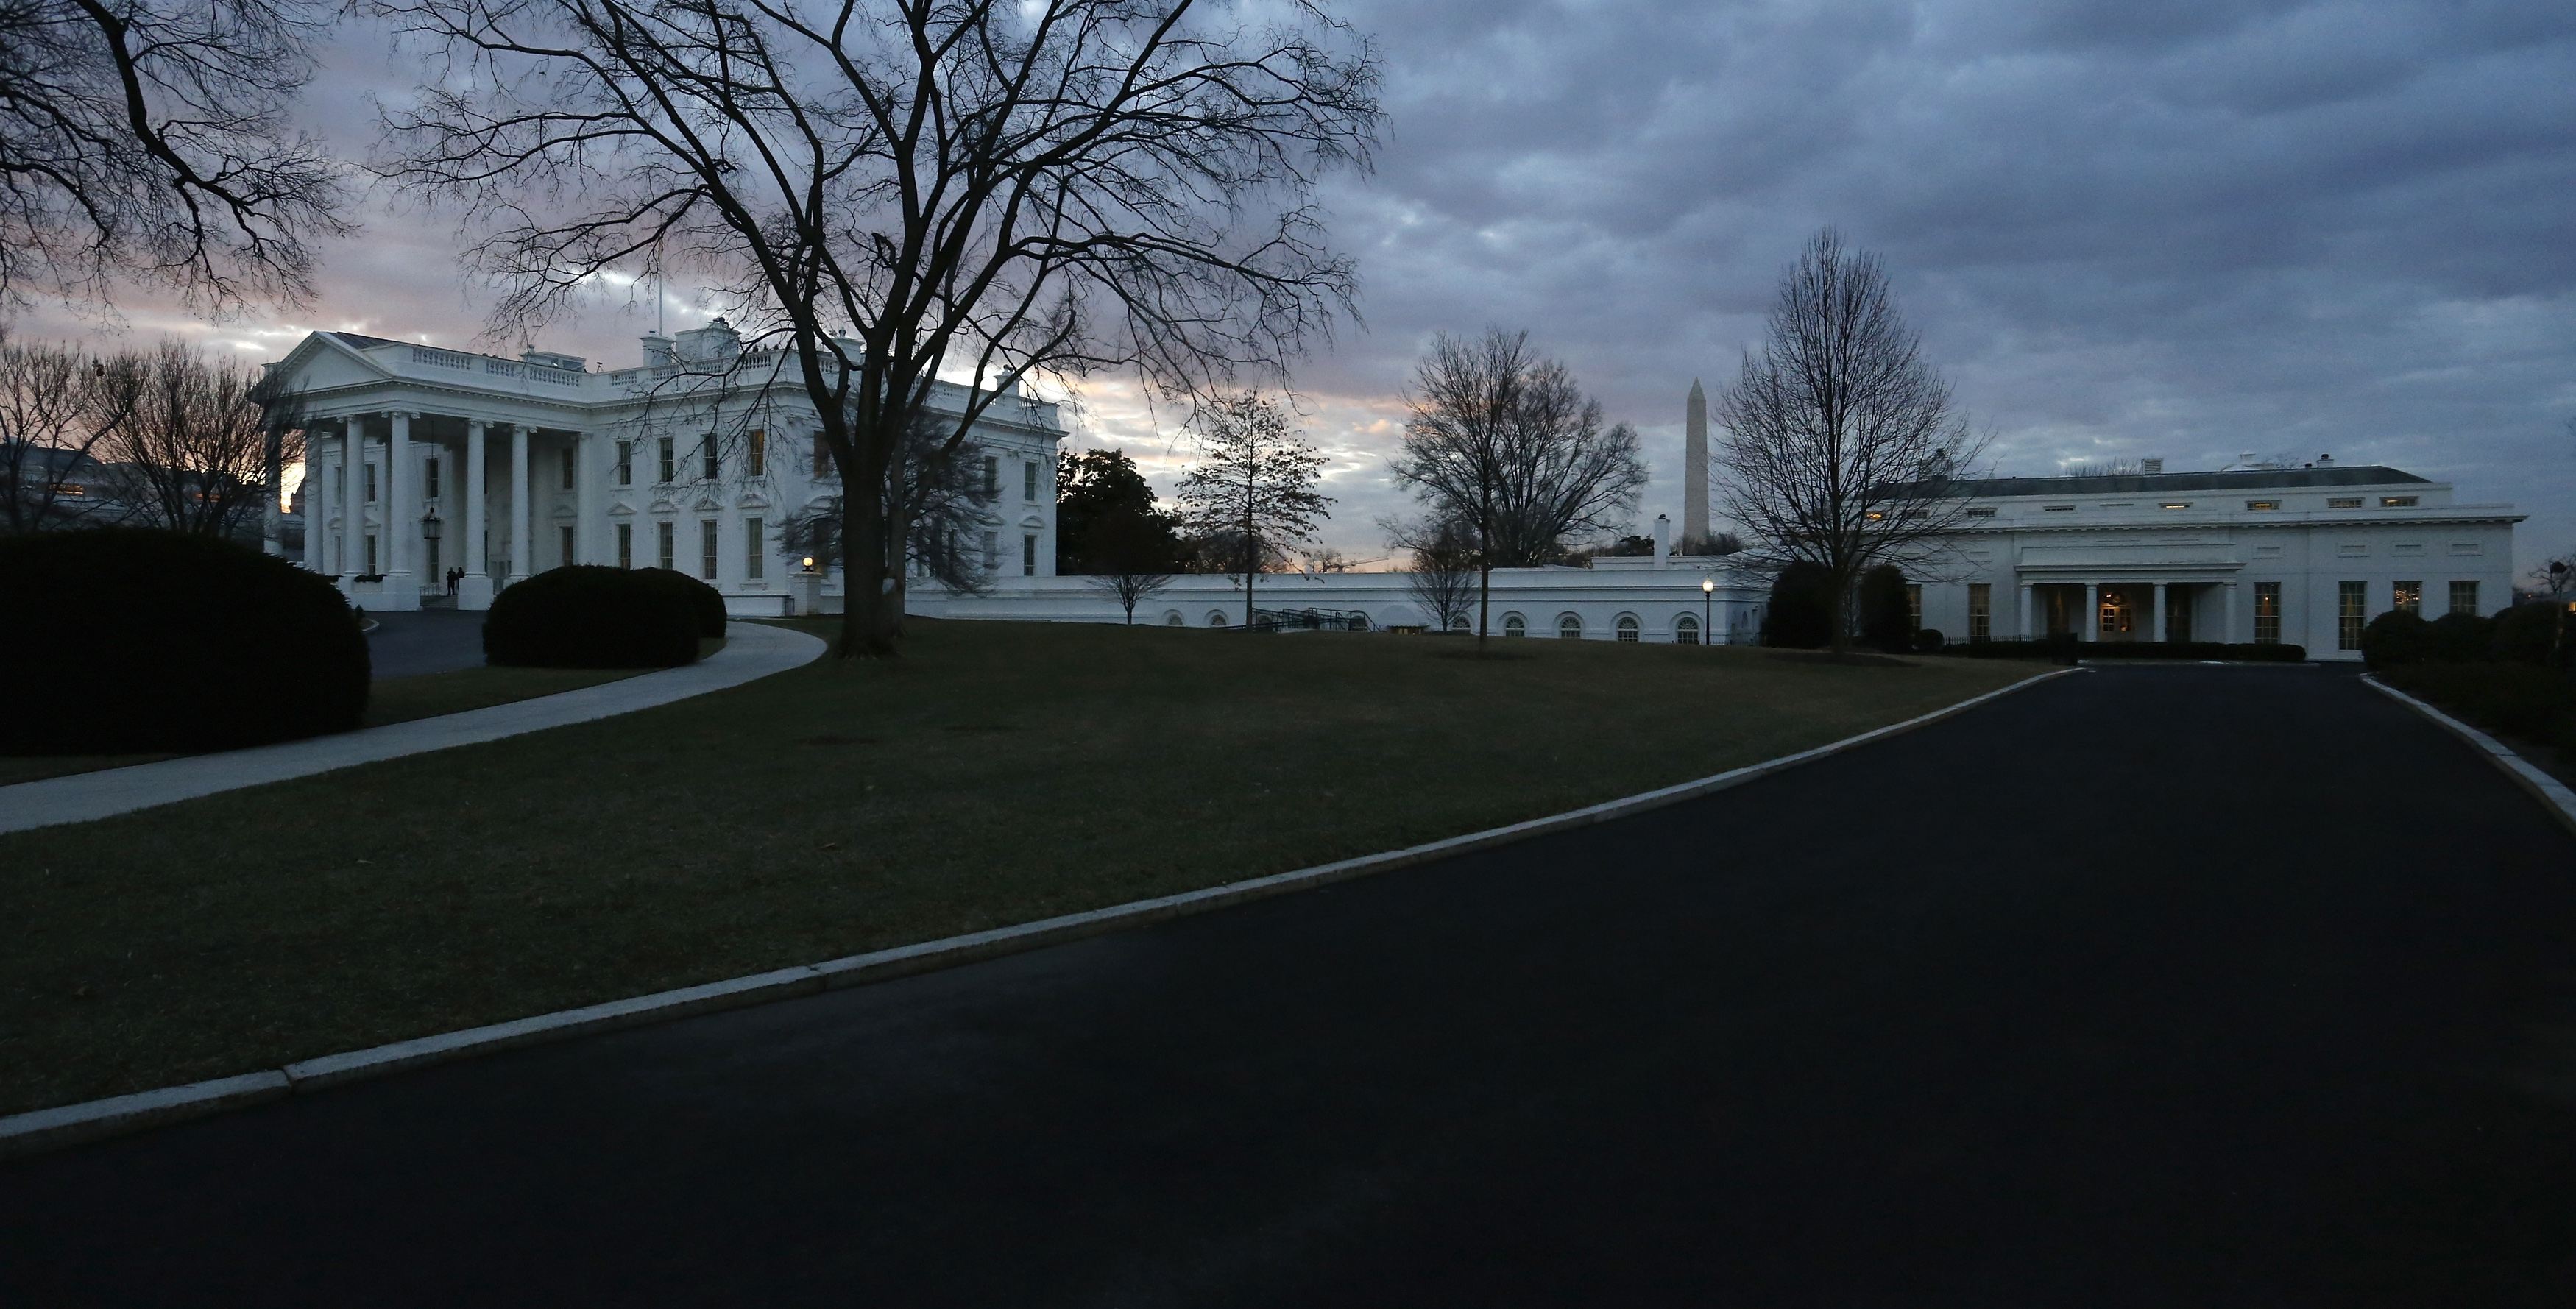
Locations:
1685;378;1710;543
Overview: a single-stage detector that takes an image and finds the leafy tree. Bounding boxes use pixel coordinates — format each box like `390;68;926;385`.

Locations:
1175;393;1333;629
1058;449;1180;574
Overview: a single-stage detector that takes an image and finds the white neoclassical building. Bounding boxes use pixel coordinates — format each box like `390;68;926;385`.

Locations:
268;321;1069;613
1905;461;2524;659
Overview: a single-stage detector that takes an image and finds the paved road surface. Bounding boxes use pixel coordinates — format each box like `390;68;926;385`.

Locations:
7;667;2575;1305
364;609;485;680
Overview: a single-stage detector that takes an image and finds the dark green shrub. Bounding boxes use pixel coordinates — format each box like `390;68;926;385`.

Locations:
1858;564;1911;653
634;566;728;638
1763;561;1833;648
2381;661;2576;753
1942;639;2309;663
2492;602;2570;667
2427;610;2491;663
0;529;369;753
1914;628;1946;653
484;565;700;668
2360;609;2435;670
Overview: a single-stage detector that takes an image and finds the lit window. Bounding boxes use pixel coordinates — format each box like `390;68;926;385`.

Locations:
2245;500;2279;511
701;519;719;579
2255;582;2281;645
2159;502;2190;510
1864;511;1884;521
2328;497;2361;508
2381;496;2417;507
1616;614;1640;642
2338;581;2365;650
1968;583;1990;642
1557;614;1582;639
1502;613;1526;638
2099;590;2127;636
2448;581;2478;617
746;429;766;478
746;518;765;580
1675;614;1701;645
2393;581;2421;613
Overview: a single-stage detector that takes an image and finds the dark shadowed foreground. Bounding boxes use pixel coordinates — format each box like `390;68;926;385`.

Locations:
6;666;2575;1305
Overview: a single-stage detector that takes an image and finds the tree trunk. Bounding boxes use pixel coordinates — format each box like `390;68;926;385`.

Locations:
837;480;901;659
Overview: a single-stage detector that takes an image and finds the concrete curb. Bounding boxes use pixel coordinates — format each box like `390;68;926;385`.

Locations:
2360;674;2576;838
1;665;2077;1163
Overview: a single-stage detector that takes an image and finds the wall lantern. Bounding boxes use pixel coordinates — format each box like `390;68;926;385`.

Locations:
421;510;442;542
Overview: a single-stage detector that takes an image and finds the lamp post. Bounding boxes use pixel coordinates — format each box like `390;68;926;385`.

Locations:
1702;576;1714;646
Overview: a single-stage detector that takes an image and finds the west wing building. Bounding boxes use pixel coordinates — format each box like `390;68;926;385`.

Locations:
1908;464;2522;659
265;321;1069;613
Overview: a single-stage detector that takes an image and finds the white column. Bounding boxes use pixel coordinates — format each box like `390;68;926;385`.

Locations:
308;445;332;572
571;431;593;566
509;423;531;583
341;418;365;581
2223;581;2240;645
461;421;492;610
2151;582;2168;644
2018;582;2034;640
383;411;417;608
2081;581;2098;642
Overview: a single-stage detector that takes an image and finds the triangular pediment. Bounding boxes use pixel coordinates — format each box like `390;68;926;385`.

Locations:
735;492;771;510
606;501;637;517
690;494;723;513
268;332;396;394
647;497;679;514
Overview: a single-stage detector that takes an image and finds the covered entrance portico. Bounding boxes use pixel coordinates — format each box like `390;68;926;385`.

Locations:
2012;545;2247;643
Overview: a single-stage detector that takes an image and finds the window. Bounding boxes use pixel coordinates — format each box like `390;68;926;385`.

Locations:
560;525;576;566
2043;504;2073;512
2159;502;2190;511
1615;614;1641;642
657;436;675;483
1864;511;1884;521
1022;460;1038;503
2381;496;2418;508
746;429;765;477
1906;583;1922;633
746;518;765;580
2393;581;2421;613
700;519;719;579
425;536;439;576
980;455;999;497
1557;614;1582;639
1448;614;1471;633
657;521;674;570
2448;541;2483;556
701;437;720;480
1164;612;1184;627
425;457;440;500
2449;581;2479;617
980;530;998;572
1968;583;1991;642
615;440;633;486
1502;613;1526;638
812;434;834;479
364;534;377;573
617;522;633;569
2338;581;2366;650
2255;581;2281;645
1022;534;1037;576
2245;500;2279;511
560;446;576;490
2327;497;2362;509
1675;614;1701;645
365;463;378;503
1207;611;1228;628
1964;507;1995;518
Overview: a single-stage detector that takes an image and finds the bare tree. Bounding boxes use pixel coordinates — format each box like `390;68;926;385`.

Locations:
1384;514;1477;632
1083;508;1180;625
1175;392;1332;629
371;0;1381;658
1714;228;1990;654
103;340;305;539
0;330;143;532
0;0;350;311
781;411;996;604
1390;327;1649;648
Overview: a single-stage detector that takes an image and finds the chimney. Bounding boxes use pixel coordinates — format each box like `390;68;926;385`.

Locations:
1653;513;1671;567
640;334;675;368
2140;457;2163;475
2318;453;2333;467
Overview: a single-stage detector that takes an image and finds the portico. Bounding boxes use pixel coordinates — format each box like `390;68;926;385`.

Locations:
2015;574;2243;643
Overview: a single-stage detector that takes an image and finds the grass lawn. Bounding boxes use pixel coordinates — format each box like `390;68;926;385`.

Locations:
0;620;2036;1115
0;639;722;788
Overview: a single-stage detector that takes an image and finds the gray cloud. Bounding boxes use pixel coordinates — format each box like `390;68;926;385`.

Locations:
16;0;2572;571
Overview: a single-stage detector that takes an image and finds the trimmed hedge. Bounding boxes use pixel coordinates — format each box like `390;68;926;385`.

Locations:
1858;564;1911;653
2360;609;2435;670
2380;661;2576;754
484;566;701;669
2493;602;2570;667
0;529;369;753
1943;637;2309;663
1764;561;1833;648
634;567;728;638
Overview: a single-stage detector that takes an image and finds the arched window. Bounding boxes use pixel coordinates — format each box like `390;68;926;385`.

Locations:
1164;611;1185;627
1206;611;1230;628
1557;614;1582;639
1447;614;1471;633
1675;614;1702;645
1502;612;1526;637
1615;614;1641;642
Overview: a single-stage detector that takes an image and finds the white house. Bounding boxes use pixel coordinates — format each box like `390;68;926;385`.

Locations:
1906;460;2524;659
266;322;1068;614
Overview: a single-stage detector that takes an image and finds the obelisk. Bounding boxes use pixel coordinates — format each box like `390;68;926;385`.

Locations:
1684;378;1709;547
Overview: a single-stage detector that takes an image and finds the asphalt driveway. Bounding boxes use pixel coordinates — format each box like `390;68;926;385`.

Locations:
364;609;485;679
6;666;2575;1306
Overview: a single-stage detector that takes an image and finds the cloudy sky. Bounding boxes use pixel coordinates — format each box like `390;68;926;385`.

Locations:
20;0;2576;573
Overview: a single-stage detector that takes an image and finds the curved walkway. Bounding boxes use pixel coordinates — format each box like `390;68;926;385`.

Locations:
0;622;827;836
